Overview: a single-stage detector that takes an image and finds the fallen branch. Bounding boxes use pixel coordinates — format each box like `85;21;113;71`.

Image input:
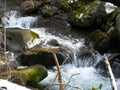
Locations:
52;53;64;90
104;56;117;90
64;73;81;89
44;83;81;90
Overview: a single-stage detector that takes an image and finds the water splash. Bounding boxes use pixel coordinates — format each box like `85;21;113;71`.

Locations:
1;10;37;29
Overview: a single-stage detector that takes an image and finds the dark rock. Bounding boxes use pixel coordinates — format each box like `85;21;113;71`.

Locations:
41;6;57;17
69;1;117;28
20;0;44;15
50;0;72;12
47;39;60;46
18;48;65;68
88;30;110;53
32;17;71;31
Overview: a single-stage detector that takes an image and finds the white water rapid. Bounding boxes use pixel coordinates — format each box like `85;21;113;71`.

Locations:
1;10;120;90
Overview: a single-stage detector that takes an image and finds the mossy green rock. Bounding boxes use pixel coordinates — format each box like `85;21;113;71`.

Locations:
69;1;100;27
0;65;48;86
89;30;110;52
50;0;72;12
0;27;40;52
69;1;117;27
41;7;56;17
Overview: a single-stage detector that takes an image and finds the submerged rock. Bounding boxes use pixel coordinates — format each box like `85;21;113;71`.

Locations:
0;65;48;86
18;48;65;68
0;27;40;52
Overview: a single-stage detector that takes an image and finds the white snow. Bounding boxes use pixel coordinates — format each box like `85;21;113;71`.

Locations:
0;79;30;90
105;2;118;14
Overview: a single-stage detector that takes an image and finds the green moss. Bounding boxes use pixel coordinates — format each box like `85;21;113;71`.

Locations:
0;65;48;86
89;30;103;41
23;48;63;55
43;8;55;17
30;31;39;39
23;65;47;86
60;1;72;11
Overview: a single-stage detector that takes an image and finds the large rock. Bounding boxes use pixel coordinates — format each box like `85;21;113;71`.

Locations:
32;17;70;31
0;28;40;52
50;0;72;12
20;0;44;15
69;1;117;27
88;30;110;53
18;48;65;68
0;65;48;86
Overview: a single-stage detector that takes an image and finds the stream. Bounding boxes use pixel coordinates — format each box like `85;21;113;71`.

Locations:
1;10;120;90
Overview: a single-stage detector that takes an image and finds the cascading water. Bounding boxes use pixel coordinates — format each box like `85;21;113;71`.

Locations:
1;10;120;90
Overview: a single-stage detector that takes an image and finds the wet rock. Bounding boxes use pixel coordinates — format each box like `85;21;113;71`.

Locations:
88;30;110;53
18;48;65;68
69;1;117;27
47;39;60;46
0;28;40;52
0;64;48;86
32;17;71;31
20;0;44;15
96;53;120;78
41;6;57;17
50;0;72;12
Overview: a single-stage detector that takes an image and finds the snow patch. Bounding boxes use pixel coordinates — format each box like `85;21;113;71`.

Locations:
105;2;118;14
0;79;30;90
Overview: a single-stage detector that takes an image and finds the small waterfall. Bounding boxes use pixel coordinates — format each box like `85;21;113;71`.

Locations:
1;10;37;29
1;10;120;90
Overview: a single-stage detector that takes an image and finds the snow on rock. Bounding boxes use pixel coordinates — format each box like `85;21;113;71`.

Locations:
105;2;118;14
0;79;30;90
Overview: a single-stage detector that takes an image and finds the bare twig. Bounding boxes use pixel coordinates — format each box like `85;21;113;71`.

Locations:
61;57;68;66
48;83;81;90
104;56;117;90
52;53;64;90
44;56;68;90
64;73;80;89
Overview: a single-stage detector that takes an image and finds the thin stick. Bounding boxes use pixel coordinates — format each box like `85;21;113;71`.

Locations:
64;73;81;89
104;56;117;90
52;53;64;90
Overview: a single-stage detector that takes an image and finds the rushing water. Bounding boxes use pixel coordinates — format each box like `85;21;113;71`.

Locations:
1;10;120;90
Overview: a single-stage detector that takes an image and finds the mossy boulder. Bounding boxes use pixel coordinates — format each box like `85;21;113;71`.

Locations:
41;6;57;17
88;30;110;53
69;1;117;27
18;48;65;68
50;0;72;12
0;65;48;86
0;27;40;52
